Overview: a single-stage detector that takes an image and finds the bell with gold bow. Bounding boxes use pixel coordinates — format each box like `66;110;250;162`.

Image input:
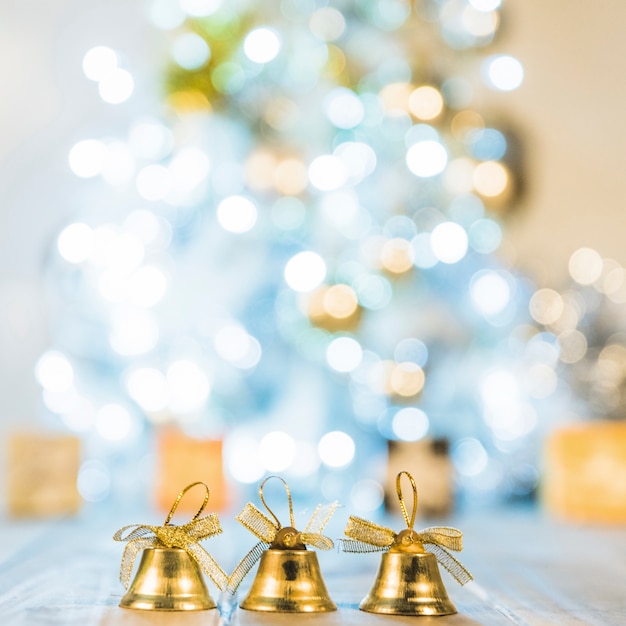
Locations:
113;481;227;611
228;475;339;613
341;471;473;616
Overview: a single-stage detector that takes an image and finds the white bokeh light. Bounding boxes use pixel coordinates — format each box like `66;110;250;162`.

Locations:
109;309;159;355
288;441;321;477
180;0;222;17
82;46;118;81
214;325;262;370
308;155;348;191
324;88;365;129
126;367;168;412
95;403;133;441
166;360;211;414
470;270;511;316
102;142;136;185
129;120;174;159
59;396;96;433
127;266;168;307
259;431;296;472
89;228;144;275
225;431;265;483
35;351;74;393
244;27;281;64
430;222;468;264
68;140;106;178
326;337;363;373
406;140;448;177
284;251;327;292
391;407;429;441
216;195;258;233
469;0;501;10
569;247;603;285
57;223;94;264
98;68;134;104
318;431;355;468
483;55;524;91
136;164;172;201
170;147;211;191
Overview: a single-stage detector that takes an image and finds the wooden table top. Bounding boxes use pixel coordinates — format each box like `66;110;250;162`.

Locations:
0;504;624;625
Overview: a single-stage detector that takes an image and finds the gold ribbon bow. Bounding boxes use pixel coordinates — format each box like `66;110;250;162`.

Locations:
227;475;339;593
341;471;473;586
113;481;228;591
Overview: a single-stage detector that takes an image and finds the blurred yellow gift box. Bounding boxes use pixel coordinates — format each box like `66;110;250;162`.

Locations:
6;432;81;517
543;421;626;523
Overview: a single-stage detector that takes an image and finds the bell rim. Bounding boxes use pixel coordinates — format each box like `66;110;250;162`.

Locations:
119;545;217;612
357;549;457;617
239;548;337;613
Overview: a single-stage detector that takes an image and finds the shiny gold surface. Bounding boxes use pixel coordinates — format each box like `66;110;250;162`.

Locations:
341;471;471;616
228;475;338;610
239;549;337;613
114;482;227;595
359;551;457;616
120;547;216;611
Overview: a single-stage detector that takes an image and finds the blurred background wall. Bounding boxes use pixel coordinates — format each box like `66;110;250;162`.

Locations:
1;0;624;516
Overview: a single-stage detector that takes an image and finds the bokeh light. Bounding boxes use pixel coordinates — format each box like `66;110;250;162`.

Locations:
259;431;296;472
483;54;524;91
57;223;94;264
318;431;355;468
284;251;326;292
391;407;429;441
406;140;448;177
569;247;603;285
217;195;258;233
35;351;74;393
244;27;281;64
430;222;468;264
470;270;511;316
309;155;348;190
68;140;105;178
98;68;134;104
326;336;363;373
82;46;118;81
529;288;564;325
172;33;210;70
408;86;444;120
95;403;133;441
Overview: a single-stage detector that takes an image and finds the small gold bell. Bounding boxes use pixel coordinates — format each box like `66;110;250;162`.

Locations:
359;530;456;616
342;471;473;617
230;476;338;613
120;547;216;611
240;540;337;612
114;482;227;612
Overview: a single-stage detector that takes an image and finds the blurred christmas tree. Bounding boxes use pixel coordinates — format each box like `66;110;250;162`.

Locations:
36;0;559;511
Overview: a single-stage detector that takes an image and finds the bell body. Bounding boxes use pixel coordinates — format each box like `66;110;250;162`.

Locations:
360;551;457;616
120;547;216;611
240;549;337;613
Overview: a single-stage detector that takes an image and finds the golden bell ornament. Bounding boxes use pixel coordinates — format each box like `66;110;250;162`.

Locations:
228;475;338;613
114;481;228;611
119;547;215;611
342;471;473;616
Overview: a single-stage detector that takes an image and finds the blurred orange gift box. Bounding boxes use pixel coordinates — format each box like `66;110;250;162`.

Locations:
155;429;228;513
543;421;626;523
